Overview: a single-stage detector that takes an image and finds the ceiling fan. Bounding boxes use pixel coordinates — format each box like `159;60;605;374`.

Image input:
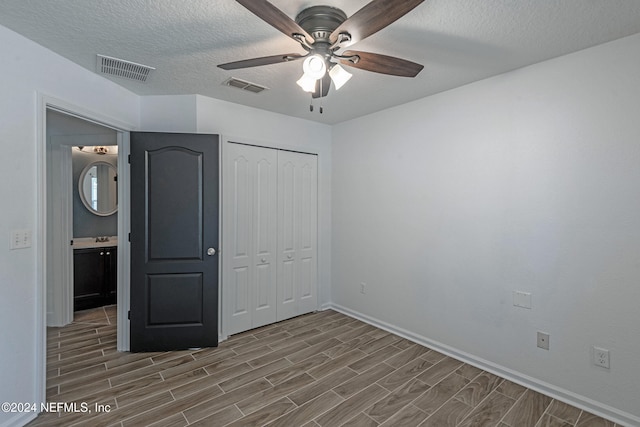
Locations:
218;0;425;99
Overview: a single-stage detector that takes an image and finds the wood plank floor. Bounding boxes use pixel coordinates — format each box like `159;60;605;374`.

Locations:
29;306;619;427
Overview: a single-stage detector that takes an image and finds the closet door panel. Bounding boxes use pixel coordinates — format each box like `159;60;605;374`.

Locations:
223;148;252;335
297;156;318;314
251;149;278;328
277;151;318;321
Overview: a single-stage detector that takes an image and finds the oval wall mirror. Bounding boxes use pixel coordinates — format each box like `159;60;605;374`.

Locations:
78;161;118;216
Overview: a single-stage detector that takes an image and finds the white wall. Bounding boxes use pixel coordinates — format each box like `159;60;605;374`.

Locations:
140;95;333;309
0;24;140;427
332;33;640;424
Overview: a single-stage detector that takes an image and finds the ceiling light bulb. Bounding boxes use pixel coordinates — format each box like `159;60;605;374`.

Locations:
329;64;352;90
296;73;317;93
302;55;326;80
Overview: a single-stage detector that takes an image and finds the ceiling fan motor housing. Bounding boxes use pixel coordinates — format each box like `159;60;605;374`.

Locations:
295;6;347;43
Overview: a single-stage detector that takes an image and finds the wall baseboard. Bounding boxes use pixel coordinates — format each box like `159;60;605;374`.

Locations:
1;412;36;427
328;303;638;427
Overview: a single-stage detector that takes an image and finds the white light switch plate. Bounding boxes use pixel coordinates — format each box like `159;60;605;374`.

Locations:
10;229;32;249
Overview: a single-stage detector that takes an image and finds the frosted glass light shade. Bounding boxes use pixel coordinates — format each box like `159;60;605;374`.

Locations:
302;55;326;80
329;64;352;90
296;73;317;92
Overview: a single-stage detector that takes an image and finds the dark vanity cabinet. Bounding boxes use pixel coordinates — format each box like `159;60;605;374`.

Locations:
73;247;117;311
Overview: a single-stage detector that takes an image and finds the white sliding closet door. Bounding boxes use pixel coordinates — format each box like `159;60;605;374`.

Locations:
277;150;318;321
223;143;278;336
223;143;318;336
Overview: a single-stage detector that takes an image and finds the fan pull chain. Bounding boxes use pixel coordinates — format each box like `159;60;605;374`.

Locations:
319;79;324;114
308;80;325;114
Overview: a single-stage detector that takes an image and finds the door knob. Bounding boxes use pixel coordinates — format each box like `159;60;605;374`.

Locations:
261;258;267;263
287;254;292;259
207;247;216;256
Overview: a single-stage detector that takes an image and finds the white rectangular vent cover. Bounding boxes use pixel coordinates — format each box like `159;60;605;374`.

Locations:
96;54;155;82
224;77;268;94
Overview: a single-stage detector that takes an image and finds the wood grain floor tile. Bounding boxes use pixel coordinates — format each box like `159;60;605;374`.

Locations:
73;390;174;427
456;363;484;380
266;391;344;427
341;412;379;427
105;354;193;387
421;398;474;427
333;363;396;399
501;389;552;427
385;344;430;368
31;307;616;427
378;357;434;391
413;373;470;415
359;333;401;354
226;397;296;427
236;372;316;415
265;353;329;385
416;356;464;387
365;378;431;424
219;358;291;392
457;390;516;427
316;384;389;427
286;337;342;364
180;405;243;427
547;399;582;424
496;379;528;400
421;349;448;364
307;349;367;380
323;334;377;359
576;412;617;427
288;367;358;405
348;344;399;373
537;413;574;427
379;404;430;427
248;340;309;368
145;412;188;427
183;378;272;423
454;371;503;407
116;367;214;408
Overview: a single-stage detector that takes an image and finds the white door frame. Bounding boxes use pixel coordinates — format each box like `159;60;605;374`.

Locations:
36;94;134;405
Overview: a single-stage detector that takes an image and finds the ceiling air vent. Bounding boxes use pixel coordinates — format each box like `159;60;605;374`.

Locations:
224;77;268;94
96;54;155;82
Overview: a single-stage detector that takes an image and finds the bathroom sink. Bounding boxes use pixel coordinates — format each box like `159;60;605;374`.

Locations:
72;236;118;249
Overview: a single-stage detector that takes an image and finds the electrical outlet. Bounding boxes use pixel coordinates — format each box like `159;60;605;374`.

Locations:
593;346;610;369
537;331;550;350
360;282;366;294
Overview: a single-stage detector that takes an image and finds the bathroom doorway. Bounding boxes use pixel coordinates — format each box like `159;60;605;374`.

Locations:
46;109;118;323
43;103;131;353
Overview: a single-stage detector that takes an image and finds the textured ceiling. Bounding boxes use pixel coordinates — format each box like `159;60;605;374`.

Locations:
1;1;640;124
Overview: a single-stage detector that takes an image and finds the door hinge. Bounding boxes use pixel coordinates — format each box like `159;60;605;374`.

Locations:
128;310;131;320
128;154;131;164
128;232;131;242
70;239;74;246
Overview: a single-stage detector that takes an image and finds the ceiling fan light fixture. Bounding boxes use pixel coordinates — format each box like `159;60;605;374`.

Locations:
296;73;317;92
302;54;326;80
329;64;352;90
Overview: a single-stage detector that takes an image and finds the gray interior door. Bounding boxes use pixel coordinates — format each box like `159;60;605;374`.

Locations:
130;132;219;352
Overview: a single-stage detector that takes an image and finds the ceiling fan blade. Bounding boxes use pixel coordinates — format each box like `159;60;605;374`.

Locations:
339;50;424;77
330;0;424;46
236;0;313;44
312;73;332;99
218;53;305;70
